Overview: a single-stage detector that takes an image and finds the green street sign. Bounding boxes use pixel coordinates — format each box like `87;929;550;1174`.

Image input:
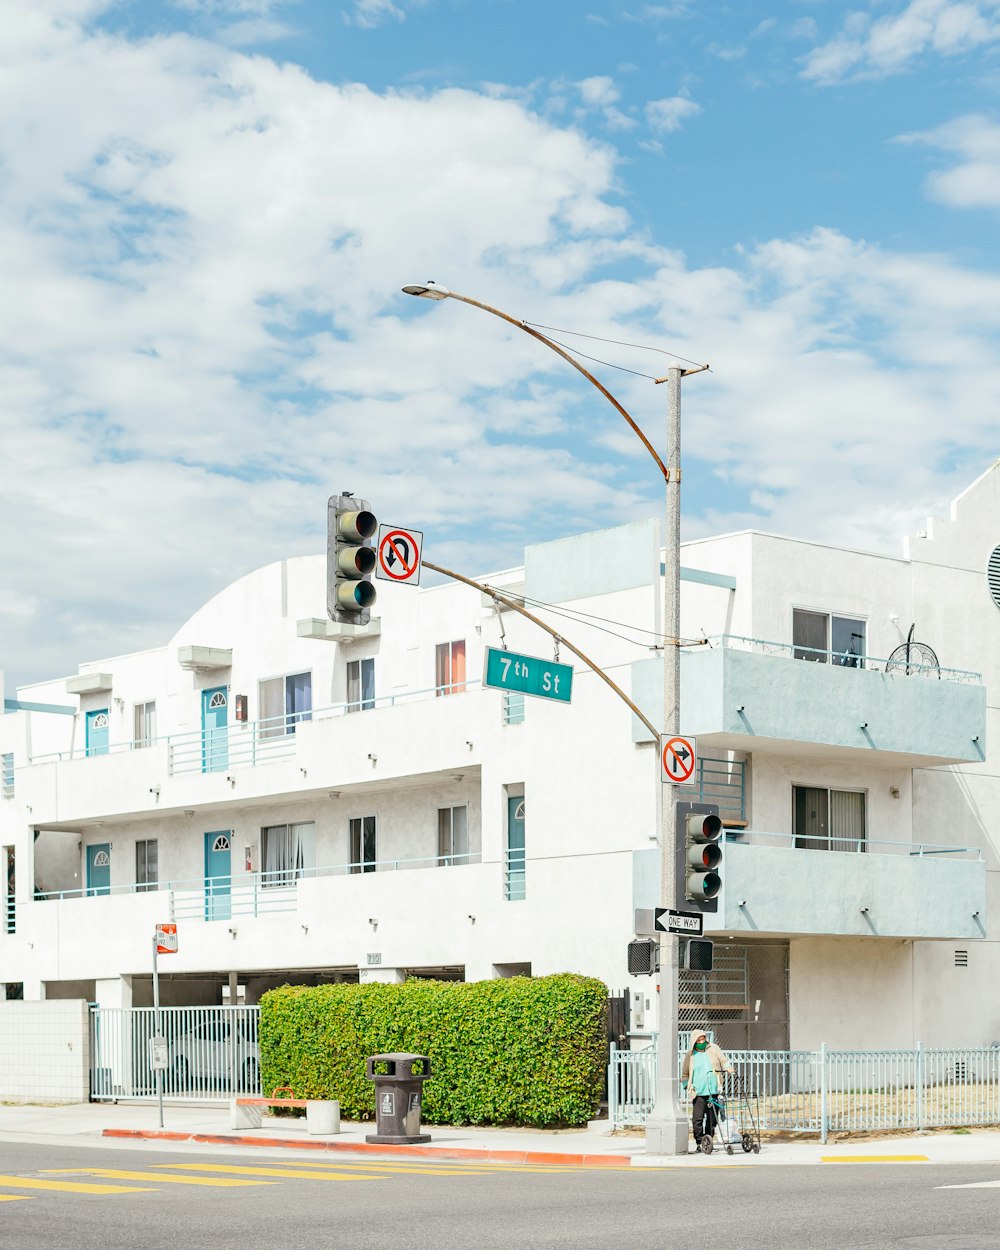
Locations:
483;646;573;704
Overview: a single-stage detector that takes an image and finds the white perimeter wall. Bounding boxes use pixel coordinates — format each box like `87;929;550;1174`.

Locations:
0;1000;90;1102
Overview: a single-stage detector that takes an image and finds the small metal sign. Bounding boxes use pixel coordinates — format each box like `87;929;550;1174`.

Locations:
155;923;178;954
655;907;704;935
149;1036;169;1071
366;952;382;966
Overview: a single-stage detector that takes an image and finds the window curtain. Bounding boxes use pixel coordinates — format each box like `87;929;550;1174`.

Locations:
258;678;284;739
830;790;866;851
263;822;315;886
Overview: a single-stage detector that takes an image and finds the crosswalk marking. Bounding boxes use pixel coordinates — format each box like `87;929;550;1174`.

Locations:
0;1175;154;1195
157;1163;384;1182
43;1169;276;1188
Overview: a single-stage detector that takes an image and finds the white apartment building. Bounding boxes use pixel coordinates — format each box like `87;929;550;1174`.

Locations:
2;464;999;1056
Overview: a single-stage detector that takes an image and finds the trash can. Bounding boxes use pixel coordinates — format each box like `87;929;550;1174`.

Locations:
365;1052;432;1144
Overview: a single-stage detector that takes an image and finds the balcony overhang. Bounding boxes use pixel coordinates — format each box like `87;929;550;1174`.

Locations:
633;843;987;941
177;646;233;673
716;841;988;941
65;672;113;695
631;647;986;766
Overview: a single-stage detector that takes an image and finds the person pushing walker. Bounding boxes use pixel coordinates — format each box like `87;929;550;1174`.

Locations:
681;1029;733;1149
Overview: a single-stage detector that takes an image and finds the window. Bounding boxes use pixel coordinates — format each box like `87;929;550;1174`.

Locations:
3;984;23;1001
793;786;866;852
135;839;158;892
502;693;525;725
347;658;375;713
261;821;316;887
258;672;312;738
793;610;866;666
349;816;377;874
133;702;156;748
438;806;469;865
435;640;466;696
1;754;13;800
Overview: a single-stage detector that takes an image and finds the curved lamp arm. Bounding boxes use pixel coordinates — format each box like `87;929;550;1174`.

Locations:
403;282;670;482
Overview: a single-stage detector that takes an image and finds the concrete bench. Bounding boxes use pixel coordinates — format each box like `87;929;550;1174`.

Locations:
230;1094;340;1135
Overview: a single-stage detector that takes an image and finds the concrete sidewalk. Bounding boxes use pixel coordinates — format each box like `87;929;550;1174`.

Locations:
0;1102;998;1169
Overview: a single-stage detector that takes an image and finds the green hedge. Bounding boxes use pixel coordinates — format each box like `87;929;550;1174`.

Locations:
258;974;607;1128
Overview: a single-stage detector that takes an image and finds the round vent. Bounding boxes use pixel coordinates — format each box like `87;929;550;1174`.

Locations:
989;545;1000;609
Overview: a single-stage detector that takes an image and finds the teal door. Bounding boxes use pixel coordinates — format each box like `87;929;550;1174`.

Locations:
201;687;229;773
86;709;110;757
204;831;231;921
506;796;525;901
86;843;111;896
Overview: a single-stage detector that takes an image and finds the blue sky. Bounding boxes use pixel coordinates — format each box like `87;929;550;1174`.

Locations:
4;0;1000;686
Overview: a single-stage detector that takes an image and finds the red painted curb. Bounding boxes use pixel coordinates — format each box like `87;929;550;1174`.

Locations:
101;1128;631;1168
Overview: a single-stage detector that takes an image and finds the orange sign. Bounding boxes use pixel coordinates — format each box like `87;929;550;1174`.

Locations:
155;923;178;954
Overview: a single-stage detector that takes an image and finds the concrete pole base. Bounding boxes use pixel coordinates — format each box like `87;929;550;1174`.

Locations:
644;1114;690;1156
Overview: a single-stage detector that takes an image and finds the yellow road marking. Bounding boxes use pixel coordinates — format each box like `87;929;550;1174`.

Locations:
0;1195;31;1202
157;1164;384;1182
243;1161;496;1177
0;1175;154;1195
821;1155;929;1164
44;1169;276;1188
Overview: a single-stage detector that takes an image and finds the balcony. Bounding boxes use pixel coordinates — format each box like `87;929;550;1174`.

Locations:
24;852;498;981
22;683;483;824
631;636;985;765
635;830;986;941
716;830;986;940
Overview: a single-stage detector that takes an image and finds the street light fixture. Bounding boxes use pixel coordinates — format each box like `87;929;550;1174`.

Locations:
401;280;707;1157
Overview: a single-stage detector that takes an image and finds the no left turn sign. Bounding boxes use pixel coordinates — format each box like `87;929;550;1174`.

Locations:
375;524;423;586
660;734;697;785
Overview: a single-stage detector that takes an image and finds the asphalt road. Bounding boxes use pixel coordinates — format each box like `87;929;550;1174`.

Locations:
0;1140;998;1250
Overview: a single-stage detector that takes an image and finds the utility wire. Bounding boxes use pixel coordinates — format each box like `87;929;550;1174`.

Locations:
531;331;661;382
524;321;708;371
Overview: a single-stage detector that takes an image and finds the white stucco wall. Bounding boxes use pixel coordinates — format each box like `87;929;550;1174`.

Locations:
0;1000;90;1102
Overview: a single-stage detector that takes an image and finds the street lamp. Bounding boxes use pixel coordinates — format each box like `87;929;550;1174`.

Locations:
402;280;707;1156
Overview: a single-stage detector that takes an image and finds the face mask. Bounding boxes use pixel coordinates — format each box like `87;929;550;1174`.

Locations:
694;1041;707;1051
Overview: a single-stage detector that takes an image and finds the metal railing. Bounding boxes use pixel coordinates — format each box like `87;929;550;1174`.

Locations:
706;634;981;684
697;756;745;823
28;681;483;771
90;1005;261;1103
36;850;485;916
724;829;982;860
504;848;525;901
608;1042;1000;1138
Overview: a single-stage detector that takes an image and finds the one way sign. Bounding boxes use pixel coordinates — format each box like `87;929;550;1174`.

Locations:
660;734;697;786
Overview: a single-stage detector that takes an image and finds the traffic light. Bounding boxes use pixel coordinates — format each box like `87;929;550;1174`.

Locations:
682;939;714;972
328;493;377;625
676;801;723;914
627;939;659;976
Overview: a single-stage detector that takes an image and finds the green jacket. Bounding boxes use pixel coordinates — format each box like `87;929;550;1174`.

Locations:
680;1041;731;1101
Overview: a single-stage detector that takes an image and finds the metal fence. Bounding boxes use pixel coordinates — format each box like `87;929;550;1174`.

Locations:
90;1006;261;1103
609;1042;1000;1140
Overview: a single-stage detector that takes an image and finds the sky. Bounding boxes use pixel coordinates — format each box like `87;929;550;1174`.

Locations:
3;0;1000;688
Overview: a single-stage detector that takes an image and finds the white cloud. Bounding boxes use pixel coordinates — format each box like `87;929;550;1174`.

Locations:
645;95;701;133
3;3;1000;691
901;113;1000;206
802;0;1000;84
344;0;426;28
572;76;638;131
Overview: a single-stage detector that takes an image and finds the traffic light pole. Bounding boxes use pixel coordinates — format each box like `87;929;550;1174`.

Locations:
644;365;689;1156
